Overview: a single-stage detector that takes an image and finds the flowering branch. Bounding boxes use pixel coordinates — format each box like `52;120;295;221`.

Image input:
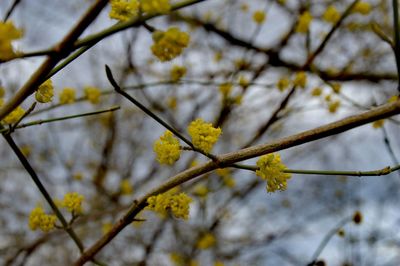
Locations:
75;99;400;265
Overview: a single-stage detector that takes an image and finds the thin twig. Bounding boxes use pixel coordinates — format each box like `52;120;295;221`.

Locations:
105;65;219;161
392;0;400;91
0;106;120;133
233;164;399;177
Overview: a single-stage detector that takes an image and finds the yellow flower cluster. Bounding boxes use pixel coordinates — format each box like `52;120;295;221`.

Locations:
59;87;76;104
296;11;312;33
61;192;84;214
187;118;222;153
140;0;171;14
196;233;216;249
35;79;54;103
170;65;187;82
28;206;57;232
109;0;140;22
147;192;192;220
323;5;341;24
0;21;23;61
252;10;266;24
153;130;181;165
84;86;101;104
151;27;190;61
352;2;371;15
256;153;291;193
2;106;25;124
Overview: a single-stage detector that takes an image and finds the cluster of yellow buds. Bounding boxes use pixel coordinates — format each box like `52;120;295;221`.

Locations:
151;27;190;61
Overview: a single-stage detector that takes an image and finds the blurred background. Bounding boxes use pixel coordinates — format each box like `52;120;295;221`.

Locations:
1;0;400;265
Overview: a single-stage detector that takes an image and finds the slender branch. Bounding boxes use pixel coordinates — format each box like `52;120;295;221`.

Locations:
4;0;207;64
105;65;193;147
75;99;400;265
1;127;85;252
0;106;120;133
233;164;399;177
106;65;219;160
3;0;22;21
392;0;400;89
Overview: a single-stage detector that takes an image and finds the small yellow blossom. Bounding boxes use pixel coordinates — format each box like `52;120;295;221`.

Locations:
28;206;57;232
352;2;371;15
256;153;291;193
372;119;384;129
170;252;185;266
167;96;177;110
293;71;307;88
311;87;322;96
337;228;345;237
238;75;249;88
331;83;341;93
84;86;101;104
296;11;312;33
240;4;249;12
234;58;250;69
2;106;25;124
153;130;181;165
219;83;232;97
214;51;223;62
151;27;190;61
102;222;113;234
277;76;290;91
388;95;398;103
252;10;266;24
216;168;235;188
0;86;5;98
214;262;224;266
325;94;332;102
0;21;23;60
61;192;84;214
35;79;54;103
170;65;187;82
73;172;83;180
328;100;341;113
147;192;192;220
20;145;31;157
188;118;222;153
109;0;139;21
196;233;216;249
120;179;133;195
322;5;341;24
189;260;199;266
59;87;76;104
193;184;209;197
140;0;171;14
